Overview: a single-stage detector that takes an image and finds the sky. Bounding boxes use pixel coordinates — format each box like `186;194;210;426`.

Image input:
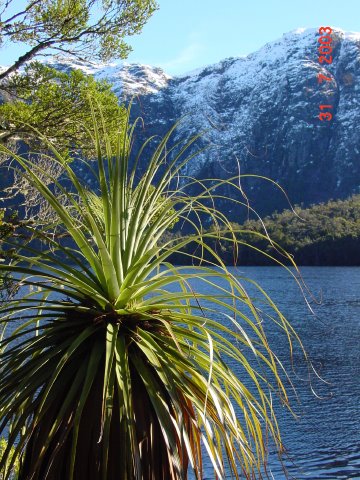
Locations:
125;0;360;74
1;0;359;75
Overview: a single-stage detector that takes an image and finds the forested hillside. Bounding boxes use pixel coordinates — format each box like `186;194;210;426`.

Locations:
171;195;360;266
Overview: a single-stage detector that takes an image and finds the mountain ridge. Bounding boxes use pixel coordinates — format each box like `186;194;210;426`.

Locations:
1;27;360;218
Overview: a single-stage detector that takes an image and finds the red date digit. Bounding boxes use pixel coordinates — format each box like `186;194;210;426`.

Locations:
317;28;333;121
319;26;332;34
319;112;332;121
317;74;332;83
319;45;332;54
319;55;333;64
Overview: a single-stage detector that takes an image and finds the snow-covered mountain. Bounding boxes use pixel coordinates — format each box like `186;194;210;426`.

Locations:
3;27;360;217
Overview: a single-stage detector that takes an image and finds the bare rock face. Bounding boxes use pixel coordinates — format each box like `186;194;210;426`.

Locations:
2;28;360;219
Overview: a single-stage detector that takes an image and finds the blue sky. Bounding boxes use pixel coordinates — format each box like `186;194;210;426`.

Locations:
125;0;360;74
1;0;359;75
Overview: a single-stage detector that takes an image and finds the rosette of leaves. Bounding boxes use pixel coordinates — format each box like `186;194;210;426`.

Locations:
0;110;307;480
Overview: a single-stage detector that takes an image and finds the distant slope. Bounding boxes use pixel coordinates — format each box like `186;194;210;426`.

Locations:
170;195;360;266
239;195;360;265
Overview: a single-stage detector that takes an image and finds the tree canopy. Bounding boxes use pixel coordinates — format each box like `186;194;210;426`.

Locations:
0;0;158;81
0;1;159;226
176;195;360;266
0;0;159;153
0;61;126;154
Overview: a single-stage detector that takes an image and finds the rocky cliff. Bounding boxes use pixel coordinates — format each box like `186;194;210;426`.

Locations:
3;27;360;219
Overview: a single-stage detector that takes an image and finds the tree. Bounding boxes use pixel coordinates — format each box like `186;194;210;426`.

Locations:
0;61;128;223
0;62;126;152
0;0;158;153
0;117;308;479
0;0;158;81
0;1;159;219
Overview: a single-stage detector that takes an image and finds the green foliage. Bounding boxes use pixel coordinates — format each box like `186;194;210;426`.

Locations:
244;195;360;247
0;439;19;479
0;0;156;153
240;196;360;265
0;62;126;155
0;0;158;77
188;195;360;266
0;111;308;479
88;183;179;232
140;184;179;230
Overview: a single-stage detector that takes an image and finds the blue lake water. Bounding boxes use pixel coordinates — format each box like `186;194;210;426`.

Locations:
187;266;360;479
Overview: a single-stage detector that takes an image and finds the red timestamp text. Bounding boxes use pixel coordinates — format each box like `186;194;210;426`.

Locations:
317;26;334;121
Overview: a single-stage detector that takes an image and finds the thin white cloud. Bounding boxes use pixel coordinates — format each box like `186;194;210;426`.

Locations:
161;41;205;71
128;32;207;75
160;32;206;71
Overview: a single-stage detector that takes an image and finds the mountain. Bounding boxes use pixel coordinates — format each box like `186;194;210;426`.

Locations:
2;27;360;219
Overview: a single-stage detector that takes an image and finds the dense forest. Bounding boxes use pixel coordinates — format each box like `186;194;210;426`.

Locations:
170;195;360;266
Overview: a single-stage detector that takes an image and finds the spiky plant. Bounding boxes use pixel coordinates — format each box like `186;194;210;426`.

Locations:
0;439;19;479
0;112;308;480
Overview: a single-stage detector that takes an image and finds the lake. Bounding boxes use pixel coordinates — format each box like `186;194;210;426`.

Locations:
188;266;360;479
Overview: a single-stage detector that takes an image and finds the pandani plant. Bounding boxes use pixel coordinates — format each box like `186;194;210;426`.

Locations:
0;107;310;480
